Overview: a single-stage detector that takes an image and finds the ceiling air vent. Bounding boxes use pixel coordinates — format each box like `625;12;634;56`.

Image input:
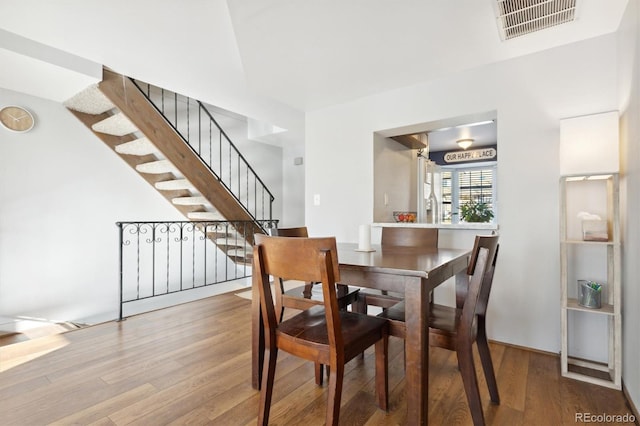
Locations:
495;0;577;40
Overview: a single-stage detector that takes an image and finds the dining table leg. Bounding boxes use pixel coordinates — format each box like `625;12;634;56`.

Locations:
403;276;430;426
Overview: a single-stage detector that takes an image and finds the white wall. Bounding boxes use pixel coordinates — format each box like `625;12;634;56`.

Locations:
0;87;279;324
373;134;416;223
208;111;285;222
618;0;640;412
306;34;619;353
280;141;305;227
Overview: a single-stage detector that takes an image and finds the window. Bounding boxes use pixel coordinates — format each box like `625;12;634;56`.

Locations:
440;165;496;224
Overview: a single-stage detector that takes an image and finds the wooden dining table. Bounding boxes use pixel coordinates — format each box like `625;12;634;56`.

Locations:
251;242;470;426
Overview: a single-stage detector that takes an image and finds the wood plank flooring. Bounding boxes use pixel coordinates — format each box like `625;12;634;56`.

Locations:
0;292;633;425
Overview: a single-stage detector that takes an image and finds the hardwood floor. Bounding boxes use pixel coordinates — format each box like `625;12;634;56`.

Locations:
0;292;633;425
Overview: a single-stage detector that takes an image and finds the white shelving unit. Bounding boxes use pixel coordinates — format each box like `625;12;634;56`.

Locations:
560;173;621;389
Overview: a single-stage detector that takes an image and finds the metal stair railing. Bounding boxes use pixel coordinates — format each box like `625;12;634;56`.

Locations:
117;219;278;320
130;80;275;228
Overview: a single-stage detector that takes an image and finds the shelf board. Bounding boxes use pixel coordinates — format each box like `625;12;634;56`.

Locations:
561;239;615;245
565;357;621;390
565;298;614;315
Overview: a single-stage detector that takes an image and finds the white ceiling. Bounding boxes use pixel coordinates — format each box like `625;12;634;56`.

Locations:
226;0;629;110
428;120;497;152
0;0;630;120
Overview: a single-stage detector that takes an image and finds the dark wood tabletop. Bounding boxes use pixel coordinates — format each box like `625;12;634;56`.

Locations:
337;242;469;279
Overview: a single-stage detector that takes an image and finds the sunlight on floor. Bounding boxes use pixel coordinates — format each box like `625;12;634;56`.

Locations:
0;334;70;372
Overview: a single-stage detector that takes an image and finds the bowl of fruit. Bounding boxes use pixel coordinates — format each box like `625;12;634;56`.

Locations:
393;211;417;223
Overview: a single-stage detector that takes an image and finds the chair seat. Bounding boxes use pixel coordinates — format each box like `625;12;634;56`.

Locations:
280;305;388;353
378;301;465;335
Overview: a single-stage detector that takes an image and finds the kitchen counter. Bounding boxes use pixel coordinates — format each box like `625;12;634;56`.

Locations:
372;222;498;231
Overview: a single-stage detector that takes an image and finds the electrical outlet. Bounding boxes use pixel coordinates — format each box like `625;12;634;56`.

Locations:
313;194;320;206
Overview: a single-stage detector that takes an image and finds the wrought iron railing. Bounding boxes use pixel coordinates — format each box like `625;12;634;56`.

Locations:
130;80;275;227
117;220;277;320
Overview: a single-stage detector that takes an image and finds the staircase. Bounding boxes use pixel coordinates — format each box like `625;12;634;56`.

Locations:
64;68;275;264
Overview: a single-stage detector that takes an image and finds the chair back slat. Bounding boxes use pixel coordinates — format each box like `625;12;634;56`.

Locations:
477;244;499;316
458;247;490;338
254;234;339;283
381;227;438;248
466;235;499;275
269;227;309;237
457;234;499;309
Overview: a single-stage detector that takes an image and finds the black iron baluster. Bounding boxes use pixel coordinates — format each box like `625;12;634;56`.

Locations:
214;223;219;284
150;224;156;297
203;222;208;285
174;92;178;134
161;88;165;115
191;223;196;288
118;223;124;321
129;77;276;228
135;224;141;301
209;119;213;173
224;222;229;281
186;97;190;146
166;223;171;294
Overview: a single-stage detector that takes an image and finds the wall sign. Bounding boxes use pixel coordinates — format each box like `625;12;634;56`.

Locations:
443;147;497;164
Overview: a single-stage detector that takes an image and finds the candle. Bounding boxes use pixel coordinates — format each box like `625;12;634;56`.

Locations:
358;224;371;251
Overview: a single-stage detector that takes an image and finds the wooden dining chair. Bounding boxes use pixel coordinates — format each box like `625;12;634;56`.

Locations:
253;234;389;425
379;234;500;426
267;226;360;385
269;226;359;320
353;227;439;315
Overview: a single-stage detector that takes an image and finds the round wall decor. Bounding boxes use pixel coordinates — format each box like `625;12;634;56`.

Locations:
0;105;35;133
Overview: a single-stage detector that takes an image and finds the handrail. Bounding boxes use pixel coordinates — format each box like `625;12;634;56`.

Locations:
196;100;274;204
117;219;277;320
129;80;275;228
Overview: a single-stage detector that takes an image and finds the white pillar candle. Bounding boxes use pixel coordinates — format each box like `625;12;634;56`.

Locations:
358;224;371;251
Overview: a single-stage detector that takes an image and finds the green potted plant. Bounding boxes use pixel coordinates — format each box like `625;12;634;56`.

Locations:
459;200;494;223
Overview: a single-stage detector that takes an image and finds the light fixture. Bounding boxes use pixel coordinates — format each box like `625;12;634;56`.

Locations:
457;138;473;150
